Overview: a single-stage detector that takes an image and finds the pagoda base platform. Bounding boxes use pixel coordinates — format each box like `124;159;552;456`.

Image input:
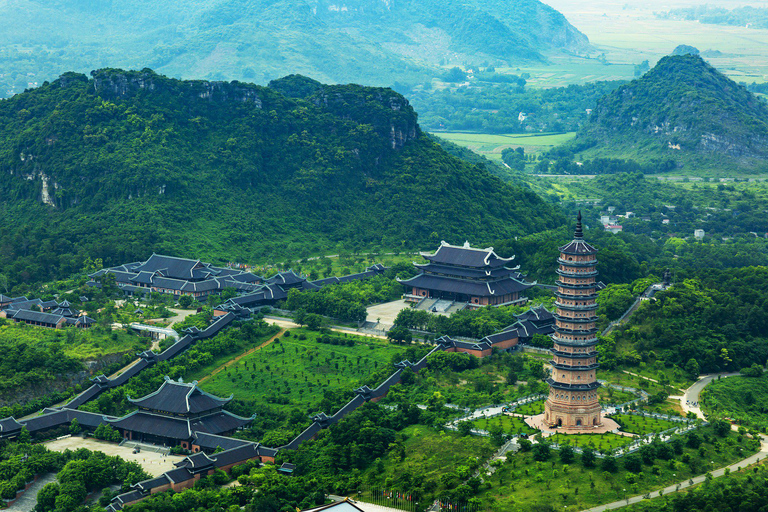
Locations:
525;414;620;435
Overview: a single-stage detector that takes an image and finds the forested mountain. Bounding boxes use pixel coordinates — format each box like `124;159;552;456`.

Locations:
0;0;589;96
0;69;563;288
568;55;768;172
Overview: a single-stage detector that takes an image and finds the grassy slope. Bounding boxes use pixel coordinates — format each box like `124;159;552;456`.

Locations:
701;374;768;429
199;328;405;414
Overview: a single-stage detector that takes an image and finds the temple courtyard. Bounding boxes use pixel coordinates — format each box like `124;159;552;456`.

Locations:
44;437;184;476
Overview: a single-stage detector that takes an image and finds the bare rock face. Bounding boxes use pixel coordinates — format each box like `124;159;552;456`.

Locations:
312;85;419;149
88;69;263;107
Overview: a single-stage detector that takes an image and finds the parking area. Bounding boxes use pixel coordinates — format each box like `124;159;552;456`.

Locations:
44;437;184;477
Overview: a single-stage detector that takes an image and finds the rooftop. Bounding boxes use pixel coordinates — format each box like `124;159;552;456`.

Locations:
128;377;231;415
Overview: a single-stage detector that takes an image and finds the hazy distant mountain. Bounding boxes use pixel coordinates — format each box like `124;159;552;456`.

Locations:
0;0;589;95
0;69;563;286
570;55;768;172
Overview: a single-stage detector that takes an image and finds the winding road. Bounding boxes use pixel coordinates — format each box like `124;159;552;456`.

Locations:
579;372;765;512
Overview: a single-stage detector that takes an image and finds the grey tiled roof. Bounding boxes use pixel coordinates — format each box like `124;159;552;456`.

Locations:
129;378;231;414
421;243;513;268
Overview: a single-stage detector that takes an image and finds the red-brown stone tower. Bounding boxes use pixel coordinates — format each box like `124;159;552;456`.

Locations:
544;212;602;429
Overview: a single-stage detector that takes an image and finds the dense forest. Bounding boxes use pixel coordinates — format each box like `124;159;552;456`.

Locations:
565;55;768;172
0;69;563;288
608;268;768;373
410;79;622;133
0;0;588;97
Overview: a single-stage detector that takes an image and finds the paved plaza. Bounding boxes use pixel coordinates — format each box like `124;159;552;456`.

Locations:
366;299;411;328
45;437;183;477
525;413;621;436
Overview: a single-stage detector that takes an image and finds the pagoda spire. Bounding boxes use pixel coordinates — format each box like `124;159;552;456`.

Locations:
574;211;584;239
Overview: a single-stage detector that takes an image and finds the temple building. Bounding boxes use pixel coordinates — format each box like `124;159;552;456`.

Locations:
90;254;264;301
107;377;254;449
544;212;602;429
399;242;533;309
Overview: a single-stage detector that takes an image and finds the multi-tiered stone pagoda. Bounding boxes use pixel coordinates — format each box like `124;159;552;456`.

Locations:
544;212;602;429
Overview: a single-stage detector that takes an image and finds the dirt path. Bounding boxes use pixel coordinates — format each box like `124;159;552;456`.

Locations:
197;329;285;384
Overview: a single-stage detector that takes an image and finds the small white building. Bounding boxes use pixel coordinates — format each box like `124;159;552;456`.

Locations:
694;229;705;240
605;225;623;234
662;219;670;225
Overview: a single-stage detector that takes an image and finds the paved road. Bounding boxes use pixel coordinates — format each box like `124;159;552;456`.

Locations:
682;372;739;419
264;316;388;340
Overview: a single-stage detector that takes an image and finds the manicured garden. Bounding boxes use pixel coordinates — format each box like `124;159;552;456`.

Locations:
548;432;635;452
513;399;545;416
472;414;538;436
610;413;683;436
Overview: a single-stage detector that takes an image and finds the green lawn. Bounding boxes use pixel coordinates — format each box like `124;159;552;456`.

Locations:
184;325;281;383
514;400;545;416
473;415;538;436
548;432;635;452
610;413;682;436
432;131;576;160
199;328;407;414
599;387;638;405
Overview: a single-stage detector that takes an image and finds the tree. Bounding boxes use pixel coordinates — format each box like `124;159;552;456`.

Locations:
581;448;596;467
304;313;323;330
178;295;194;308
623;454;643;473
559;445;575;464
18;426;30;443
488;423;505;446
712;419;731;437
37;482;60;510
601;456;618;473
685;358;700;379
532;442;550;461
387;326;412;344
69;418;81;435
458;420;474;436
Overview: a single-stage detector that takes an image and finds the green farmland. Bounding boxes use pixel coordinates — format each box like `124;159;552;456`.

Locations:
432;132;576;160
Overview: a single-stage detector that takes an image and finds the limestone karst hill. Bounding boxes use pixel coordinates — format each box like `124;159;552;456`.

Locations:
570;55;768;172
0;0;589;91
0;69;563;286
